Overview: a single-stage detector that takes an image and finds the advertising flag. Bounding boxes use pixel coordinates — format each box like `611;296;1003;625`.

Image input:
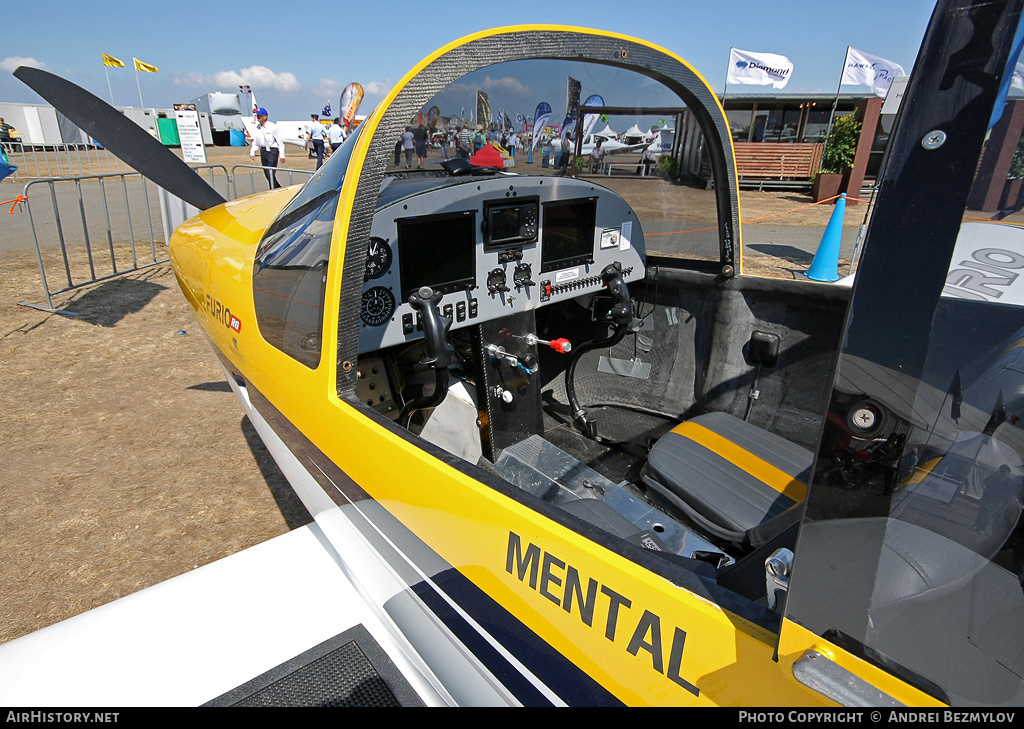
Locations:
102;54;125;68
841;47;905;97
133;58;158;73
477;90;491;129
339;83;364;127
561;77;582;137
322;100;331;117
727;48;793;89
531;102;551;151
581;94;604;138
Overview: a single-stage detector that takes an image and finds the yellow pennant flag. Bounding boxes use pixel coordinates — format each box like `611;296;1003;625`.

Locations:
102;53;125;68
133;58;158;73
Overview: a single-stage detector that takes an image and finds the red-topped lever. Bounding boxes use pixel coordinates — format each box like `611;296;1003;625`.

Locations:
526;334;572;354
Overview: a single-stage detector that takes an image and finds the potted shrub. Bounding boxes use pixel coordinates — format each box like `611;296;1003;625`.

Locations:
813;111;862;202
657;154;677;181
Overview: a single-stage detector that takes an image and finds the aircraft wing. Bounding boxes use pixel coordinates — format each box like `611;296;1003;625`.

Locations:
605;143;647;154
0;522;438;706
277;120;312;150
240;118;312;151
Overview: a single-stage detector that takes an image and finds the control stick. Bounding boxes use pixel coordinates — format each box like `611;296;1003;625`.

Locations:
407;286;454;369
400;286;454;427
601;262;633;324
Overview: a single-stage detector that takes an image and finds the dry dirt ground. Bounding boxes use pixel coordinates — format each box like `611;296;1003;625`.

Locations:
0;143;923;647
0;248;312;646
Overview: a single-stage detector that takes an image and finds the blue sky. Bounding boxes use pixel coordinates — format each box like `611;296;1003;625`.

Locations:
0;0;938;120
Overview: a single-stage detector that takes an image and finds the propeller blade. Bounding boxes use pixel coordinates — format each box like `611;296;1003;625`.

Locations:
14;66;227;211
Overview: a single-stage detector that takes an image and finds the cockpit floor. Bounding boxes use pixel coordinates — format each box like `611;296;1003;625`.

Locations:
541;404;675;487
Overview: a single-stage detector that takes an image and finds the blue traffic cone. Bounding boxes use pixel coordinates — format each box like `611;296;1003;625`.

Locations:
806;193;846;282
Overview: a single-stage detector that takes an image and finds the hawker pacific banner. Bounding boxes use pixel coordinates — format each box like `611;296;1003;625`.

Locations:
1013;62;1024;92
841;47;905;97
727;48;793;89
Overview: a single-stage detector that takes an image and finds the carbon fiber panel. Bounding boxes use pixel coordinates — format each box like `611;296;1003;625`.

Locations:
203;625;423;707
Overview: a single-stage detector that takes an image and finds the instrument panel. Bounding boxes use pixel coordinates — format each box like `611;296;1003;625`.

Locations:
358;175;646;353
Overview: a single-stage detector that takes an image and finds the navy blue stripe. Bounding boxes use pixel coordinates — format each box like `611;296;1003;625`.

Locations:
410;576;555;706
337;494;623;705
418;569;625;707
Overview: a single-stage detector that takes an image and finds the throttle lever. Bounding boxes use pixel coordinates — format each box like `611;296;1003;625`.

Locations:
407;286;454;369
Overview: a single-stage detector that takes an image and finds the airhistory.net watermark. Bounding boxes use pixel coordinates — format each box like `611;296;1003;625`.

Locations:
6;713;118;723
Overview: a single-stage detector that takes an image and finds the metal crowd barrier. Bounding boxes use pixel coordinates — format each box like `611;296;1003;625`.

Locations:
1;141;129;181
22;172;163;311
230;164;314;197
187;164;232;202
16;163;305;312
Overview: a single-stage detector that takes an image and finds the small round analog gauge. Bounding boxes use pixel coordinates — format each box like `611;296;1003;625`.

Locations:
364;237;392;280
360;286;395;327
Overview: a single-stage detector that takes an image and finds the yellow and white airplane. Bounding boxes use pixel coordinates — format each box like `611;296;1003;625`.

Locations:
5;0;1024;707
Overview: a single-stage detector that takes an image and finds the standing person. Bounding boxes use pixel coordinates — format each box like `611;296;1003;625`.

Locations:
249;108;286;189
327;118;345;157
413;124;428;168
0;118;16;154
439;130;449;158
558;133;572;176
401;126;415;168
458;124;472;160
588;138;607;174
308;114;326;170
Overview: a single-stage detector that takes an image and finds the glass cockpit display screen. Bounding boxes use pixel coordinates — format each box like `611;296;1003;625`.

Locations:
541;197;597;272
398;210;477;300
484;197;539;249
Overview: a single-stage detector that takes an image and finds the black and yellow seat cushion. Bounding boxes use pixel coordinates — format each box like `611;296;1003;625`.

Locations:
643;411;814;546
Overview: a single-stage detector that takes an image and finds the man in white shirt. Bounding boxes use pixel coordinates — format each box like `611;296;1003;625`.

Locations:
249;108;286;189
588;138;608;173
327;118;346;156
307;113;326;169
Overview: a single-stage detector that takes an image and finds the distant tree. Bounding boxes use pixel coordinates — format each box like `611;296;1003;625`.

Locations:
1009;135;1024;179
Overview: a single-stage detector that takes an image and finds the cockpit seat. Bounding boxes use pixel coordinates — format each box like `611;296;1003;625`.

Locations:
643;411;814;546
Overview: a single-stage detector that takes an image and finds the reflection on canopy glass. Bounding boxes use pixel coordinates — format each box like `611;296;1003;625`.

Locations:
414;59;723;264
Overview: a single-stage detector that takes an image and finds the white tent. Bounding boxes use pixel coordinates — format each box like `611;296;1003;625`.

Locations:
595;124;618;139
623;123;645;142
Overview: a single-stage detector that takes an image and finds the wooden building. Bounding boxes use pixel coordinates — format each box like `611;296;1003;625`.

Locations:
721;93;888;197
